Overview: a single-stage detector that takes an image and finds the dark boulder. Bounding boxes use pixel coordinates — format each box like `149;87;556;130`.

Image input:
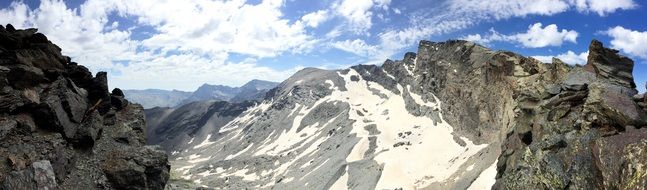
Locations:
6;64;47;89
6;24;16;32
90;72;112;114
110;88;128;111
102;146;170;190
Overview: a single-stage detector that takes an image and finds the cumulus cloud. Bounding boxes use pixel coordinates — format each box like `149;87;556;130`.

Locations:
117;0;314;57
0;0;312;90
332;0;393;34
509;23;578;48
461;28;507;46
532;51;589;65
301;10;330;28
571;0;637;16
462;23;578;48
333;0;376;33
0;0;139;72
605;26;647;60
331;39;379;57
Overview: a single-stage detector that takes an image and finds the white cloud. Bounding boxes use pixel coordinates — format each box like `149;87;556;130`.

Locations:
333;0;375;33
393;8;401;14
0;2;31;28
461;28;507;46
532;51;589;65
110;54;301;90
571;0;637;16
0;0;140;72
449;0;571;19
0;0;312;91
509;23;578;48
605;26;647;60
462;23;578;48
301;10;330;28
331;39;379;57
332;0;393;34
115;0;314;58
374;0;392;10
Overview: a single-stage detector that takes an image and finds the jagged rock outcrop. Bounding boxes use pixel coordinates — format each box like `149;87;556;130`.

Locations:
494;40;647;189
0;25;169;189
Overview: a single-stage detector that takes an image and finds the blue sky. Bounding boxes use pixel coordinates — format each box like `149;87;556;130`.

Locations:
1;0;646;92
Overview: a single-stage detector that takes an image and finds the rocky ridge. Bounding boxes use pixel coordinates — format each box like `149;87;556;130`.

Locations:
0;25;170;189
152;37;647;189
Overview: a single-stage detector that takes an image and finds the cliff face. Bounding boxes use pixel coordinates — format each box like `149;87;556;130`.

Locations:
0;25;170;189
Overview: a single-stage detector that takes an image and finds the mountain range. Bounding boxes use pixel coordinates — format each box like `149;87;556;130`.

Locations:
123;79;278;109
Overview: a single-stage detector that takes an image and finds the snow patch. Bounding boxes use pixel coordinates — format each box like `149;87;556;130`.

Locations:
193;134;214;149
467;160;498;190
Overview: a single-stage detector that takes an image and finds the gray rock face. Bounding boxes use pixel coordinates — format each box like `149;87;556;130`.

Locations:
0;25;170;189
587;40;636;90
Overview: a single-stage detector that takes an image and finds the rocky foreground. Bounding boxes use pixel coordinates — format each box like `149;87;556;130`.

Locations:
0;25;170;189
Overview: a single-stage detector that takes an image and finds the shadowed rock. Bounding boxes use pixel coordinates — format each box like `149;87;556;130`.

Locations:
0;25;169;189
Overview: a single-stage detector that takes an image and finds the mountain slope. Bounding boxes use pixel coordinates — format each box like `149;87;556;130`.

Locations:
161;41;510;189
153;40;647;189
144;100;257;153
0;25;170;189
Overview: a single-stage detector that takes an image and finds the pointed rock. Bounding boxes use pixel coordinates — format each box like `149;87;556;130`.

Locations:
586;39;636;89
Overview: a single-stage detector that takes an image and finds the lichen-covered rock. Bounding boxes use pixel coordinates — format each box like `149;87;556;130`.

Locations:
0;25;169;189
593;128;647;189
